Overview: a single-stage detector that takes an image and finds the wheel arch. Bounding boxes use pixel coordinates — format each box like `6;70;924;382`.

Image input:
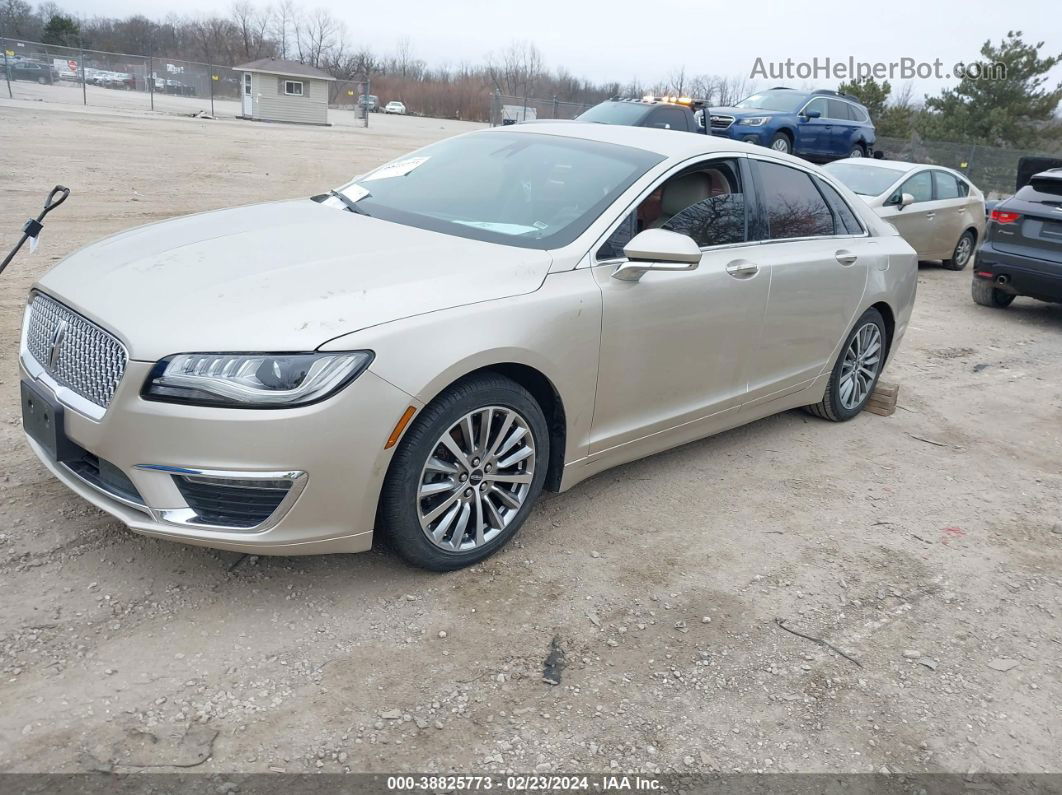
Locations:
409;360;568;493
868;300;896;364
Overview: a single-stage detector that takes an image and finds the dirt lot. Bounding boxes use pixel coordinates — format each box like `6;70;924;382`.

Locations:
0;100;1060;776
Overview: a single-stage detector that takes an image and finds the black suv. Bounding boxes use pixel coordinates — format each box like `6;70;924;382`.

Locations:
973;169;1062;308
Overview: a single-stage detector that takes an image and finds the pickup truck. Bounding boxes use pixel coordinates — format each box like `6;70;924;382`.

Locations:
576;96;706;133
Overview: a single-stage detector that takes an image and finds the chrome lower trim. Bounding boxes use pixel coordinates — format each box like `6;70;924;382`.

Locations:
134;466;308;533
19;347;107;422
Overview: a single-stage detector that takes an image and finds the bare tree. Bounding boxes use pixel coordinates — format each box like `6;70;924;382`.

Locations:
294;7;339;67
268;0;296;59
486;40;543;97
231;0;270;60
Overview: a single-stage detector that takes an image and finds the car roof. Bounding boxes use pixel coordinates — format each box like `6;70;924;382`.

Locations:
826;158;922;173
482;121;802;161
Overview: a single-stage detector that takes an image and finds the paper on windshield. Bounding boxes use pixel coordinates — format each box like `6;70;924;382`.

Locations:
364;156;429;181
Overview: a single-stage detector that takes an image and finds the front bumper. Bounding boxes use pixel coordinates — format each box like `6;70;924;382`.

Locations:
20;354;416;555
710;126;771;146
975;243;1062;304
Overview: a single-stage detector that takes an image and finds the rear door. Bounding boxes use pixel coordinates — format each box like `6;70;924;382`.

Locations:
743;158;874;403
930;170;968;256
827;99;856;157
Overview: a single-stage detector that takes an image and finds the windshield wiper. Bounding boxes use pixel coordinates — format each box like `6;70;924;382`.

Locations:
330;189;372;216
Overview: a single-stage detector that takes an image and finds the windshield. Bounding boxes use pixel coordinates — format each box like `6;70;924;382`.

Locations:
822;162;907;196
734;91;804;112
576;102;653;126
333;132;663;249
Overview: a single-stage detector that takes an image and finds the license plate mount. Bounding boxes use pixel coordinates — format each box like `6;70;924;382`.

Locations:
21;380;81;462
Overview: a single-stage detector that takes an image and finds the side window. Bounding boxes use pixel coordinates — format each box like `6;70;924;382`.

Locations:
899;171;933;203
755;160;835;239
596;159;746;259
804;98;828;118
827;99;850;120
845;103;868;122
956;178;970;197
933;171;960;200
647;107;688;130
815;178;864;235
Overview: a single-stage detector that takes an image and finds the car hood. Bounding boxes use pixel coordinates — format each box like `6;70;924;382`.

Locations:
709;106;788;119
35;199;552;361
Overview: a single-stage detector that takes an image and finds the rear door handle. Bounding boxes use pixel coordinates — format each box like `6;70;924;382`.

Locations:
835;250;858;266
725;259;759;278
926;212;936;220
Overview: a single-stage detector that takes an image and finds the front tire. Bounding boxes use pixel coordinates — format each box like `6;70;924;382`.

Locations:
769;132;791;154
971;278;1015;308
379;373;549;571
805;308;886;422
943;230;976;271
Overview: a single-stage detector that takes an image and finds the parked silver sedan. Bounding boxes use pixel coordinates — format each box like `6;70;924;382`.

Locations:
20;124;917;570
823;158;985;270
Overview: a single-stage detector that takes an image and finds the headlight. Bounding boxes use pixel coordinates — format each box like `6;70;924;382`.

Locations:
142;351;373;408
741;117;769;127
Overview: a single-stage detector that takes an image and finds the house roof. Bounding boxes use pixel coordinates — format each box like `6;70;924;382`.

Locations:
234;58;335;81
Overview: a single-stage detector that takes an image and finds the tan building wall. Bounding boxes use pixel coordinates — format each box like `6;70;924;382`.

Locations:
249;72;329;125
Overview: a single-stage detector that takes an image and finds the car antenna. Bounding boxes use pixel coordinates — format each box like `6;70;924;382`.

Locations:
0;185;70;277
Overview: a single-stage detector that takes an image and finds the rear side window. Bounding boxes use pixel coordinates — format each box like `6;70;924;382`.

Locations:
933;171;960;200
845;104;868;122
827;99;850;120
815;178;864;235
647;107;689;131
755;160;835;239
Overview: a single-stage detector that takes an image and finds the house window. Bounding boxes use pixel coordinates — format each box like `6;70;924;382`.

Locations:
284;80;304;96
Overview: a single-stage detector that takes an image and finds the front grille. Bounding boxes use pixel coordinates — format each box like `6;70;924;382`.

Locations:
174;475;293;529
710;114;734;129
25;293;127;409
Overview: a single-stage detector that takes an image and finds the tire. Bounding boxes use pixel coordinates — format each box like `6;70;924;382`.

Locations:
37;76;46;85
379;373;549;571
769;132;791;154
805;307;887;422
942;229;976;271
849;144;865;158
971;277;1015;308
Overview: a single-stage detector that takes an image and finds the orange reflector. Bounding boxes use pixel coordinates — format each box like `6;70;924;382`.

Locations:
385;406;417;449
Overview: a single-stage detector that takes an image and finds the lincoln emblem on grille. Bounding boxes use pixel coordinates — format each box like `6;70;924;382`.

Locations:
47;319;68;370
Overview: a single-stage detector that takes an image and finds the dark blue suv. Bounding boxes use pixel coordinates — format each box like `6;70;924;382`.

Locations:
706;88;875;162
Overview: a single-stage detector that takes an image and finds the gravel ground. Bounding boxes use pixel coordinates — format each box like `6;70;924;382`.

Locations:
0;101;1060;775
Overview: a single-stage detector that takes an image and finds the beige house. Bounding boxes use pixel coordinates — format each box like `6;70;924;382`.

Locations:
234;58;334;126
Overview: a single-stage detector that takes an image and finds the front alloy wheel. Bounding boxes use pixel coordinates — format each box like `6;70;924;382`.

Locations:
769;133;791;154
380;373;549;570
417;407;535;551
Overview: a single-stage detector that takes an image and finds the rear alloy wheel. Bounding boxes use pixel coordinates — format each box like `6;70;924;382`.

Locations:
769;132;791;154
971;277;1015;308
380;373;549;570
849;145;865;158
805;308;886;422
943;230;976;271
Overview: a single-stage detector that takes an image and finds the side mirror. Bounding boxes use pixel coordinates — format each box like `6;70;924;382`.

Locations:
613;229;701;282
897;192;915;210
803;108;821;119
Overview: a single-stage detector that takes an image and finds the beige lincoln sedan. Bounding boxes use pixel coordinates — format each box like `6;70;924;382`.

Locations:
19;124;917;570
823;158;985;270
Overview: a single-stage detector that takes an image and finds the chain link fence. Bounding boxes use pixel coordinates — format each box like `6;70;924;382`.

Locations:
876;135;1062;198
2;36;242;117
488;92;594;126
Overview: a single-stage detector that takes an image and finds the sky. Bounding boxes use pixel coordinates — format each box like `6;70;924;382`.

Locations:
67;0;1062;99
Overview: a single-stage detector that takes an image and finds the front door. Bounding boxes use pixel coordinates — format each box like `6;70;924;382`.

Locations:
879;169;937;258
795;98;831;158
589;156;770;454
242;73;253;117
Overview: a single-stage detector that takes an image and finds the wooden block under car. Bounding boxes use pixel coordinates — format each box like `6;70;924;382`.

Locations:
863;380;899;417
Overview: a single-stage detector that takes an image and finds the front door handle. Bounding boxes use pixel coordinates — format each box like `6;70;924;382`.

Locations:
835;250;858;266
725;259;759;278
926;212;936;220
